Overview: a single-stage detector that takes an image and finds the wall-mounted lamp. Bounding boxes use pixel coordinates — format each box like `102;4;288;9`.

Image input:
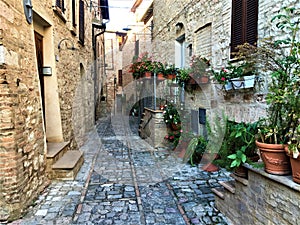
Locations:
175;22;184;32
42;66;52;76
58;38;76;50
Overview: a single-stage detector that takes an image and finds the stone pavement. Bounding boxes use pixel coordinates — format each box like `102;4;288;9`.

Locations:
7;115;232;225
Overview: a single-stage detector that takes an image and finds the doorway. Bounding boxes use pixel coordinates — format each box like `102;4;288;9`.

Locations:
34;31;46;125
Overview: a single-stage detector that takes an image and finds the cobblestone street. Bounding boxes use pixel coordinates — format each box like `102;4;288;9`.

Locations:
8;115;231;225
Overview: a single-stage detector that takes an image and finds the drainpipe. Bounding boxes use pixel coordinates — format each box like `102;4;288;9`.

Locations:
92;23;106;121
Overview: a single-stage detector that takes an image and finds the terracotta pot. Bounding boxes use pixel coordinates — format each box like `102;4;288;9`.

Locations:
199;76;209;84
157;73;165;81
171;122;181;131
234;165;247;178
233;154;260;178
167;74;176;80
255;140;291;175
144;71;152;79
285;145;300;184
290;157;300;184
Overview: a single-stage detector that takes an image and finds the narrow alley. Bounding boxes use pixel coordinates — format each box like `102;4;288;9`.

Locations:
10;115;231;225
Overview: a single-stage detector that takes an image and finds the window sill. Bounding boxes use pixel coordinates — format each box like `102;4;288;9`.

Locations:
53;6;67;23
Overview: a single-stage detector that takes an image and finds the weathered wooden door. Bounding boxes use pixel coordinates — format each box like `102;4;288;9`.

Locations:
34;32;45;125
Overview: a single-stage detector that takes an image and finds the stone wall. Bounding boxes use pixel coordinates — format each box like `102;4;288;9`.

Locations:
0;0;47;221
215;166;300;225
151;0;271;125
0;0;99;221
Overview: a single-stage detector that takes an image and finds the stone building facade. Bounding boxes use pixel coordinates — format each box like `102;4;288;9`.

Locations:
0;0;106;221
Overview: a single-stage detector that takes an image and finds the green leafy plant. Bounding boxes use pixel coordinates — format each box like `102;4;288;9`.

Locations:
190;55;210;77
211;62;254;84
237;7;300;145
162;102;181;125
227;121;259;168
183;135;208;166
176;68;192;87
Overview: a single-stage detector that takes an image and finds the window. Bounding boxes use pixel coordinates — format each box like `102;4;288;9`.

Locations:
175;34;186;68
79;0;84;44
56;0;65;13
231;0;258;55
72;0;76;27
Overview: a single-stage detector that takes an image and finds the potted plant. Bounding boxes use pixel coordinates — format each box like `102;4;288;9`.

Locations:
211;61;256;90
226;121;260;178
183;135;208;166
189;55;211;84
165;63;178;80
286;125;300;183
175;68;192;87
238;7;300;175
162;102;181;130
129;52;153;79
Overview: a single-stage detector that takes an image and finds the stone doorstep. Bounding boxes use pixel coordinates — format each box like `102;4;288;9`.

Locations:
46;141;70;162
51;150;84;180
211;187;225;200
219;180;236;194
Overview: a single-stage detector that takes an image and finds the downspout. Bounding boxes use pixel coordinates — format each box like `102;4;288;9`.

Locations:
92;23;106;121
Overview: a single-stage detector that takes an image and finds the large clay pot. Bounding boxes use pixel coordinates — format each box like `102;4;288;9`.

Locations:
285;145;300;184
289;157;300;184
256;140;291;175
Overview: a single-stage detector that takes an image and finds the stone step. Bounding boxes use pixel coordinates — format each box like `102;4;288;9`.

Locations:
230;173;249;186
46;141;70;174
52;151;84;180
219;180;235;194
211;187;225;200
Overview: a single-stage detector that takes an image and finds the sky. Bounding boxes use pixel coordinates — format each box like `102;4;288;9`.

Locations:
105;0;136;32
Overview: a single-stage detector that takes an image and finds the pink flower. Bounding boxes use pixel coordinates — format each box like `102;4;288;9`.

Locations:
221;77;226;81
170;136;174;140
165;135;169;139
180;130;183;133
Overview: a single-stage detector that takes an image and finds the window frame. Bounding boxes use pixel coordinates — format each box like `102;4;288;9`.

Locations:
230;0;258;56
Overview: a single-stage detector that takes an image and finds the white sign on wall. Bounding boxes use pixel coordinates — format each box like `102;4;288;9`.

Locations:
0;45;4;64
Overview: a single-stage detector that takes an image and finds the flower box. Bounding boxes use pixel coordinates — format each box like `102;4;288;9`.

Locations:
224;75;256;91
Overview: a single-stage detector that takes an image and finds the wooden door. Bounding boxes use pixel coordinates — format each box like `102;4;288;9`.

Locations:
34;32;46;124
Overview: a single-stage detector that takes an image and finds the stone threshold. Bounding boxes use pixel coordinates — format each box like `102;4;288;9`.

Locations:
244;163;300;192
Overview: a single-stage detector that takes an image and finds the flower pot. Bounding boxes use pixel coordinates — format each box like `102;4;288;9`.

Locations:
157;73;165;81
198;76;209;84
289;156;300;184
243;75;256;88
171;122;181;131
285;145;300;184
167;74;176;80
234;165;248;178
255;140;291;175
144;71;152;79
233;154;260;178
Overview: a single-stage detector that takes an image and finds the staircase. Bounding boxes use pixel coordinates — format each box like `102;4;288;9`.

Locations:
46;142;84;180
138;110;152;139
211;171;249;224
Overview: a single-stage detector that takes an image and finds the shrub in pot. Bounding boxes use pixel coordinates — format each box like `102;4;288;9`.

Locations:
237;7;300;175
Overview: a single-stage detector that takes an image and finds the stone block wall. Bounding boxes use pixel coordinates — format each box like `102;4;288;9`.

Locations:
0;0;47;221
215;166;300;225
0;0;99;221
